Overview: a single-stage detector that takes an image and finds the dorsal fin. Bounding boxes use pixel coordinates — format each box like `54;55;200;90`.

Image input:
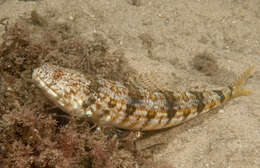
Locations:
129;71;172;92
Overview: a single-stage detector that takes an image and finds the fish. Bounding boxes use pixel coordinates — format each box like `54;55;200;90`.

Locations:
32;63;254;131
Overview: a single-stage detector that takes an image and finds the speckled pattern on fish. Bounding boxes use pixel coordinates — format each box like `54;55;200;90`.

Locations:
32;63;254;131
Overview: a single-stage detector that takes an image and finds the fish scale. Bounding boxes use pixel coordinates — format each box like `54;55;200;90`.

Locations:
32;63;254;131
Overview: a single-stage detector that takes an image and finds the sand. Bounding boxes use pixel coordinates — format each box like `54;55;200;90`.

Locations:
0;0;259;167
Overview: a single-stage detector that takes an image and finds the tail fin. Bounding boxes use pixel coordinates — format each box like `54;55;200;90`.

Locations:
229;66;254;98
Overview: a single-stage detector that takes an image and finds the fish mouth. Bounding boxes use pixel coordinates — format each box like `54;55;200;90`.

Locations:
32;64;59;102
32;64;66;110
32;64;93;115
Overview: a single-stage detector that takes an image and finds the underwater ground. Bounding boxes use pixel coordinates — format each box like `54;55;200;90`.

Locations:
0;0;259;167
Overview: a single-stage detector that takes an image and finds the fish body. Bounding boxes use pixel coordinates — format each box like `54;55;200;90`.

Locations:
32;64;253;131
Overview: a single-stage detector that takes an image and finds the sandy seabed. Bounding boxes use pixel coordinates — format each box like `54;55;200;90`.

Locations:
0;0;259;168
